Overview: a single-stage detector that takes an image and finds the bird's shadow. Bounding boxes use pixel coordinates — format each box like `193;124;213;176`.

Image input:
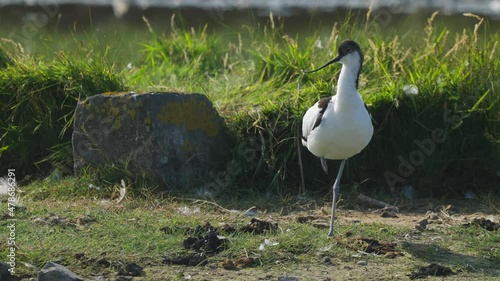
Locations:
402;241;500;277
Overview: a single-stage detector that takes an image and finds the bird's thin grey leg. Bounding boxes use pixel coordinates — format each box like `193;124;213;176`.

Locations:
328;159;347;237
320;158;328;174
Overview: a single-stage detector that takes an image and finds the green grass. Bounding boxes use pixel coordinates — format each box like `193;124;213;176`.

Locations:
1;10;499;196
1;180;499;279
0;39;123;176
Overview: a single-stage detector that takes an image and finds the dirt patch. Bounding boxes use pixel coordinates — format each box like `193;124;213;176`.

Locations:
117;262;144;277
33;213;74;227
162;219;277;268
163;222;227;266
342;236;404;257
182;221;238;235
74;253;145;279
184;221;214;235
183;230;227;253
220;222;238;233
380;210;398;218
296;215;329;229
33;213;96;227
75;215;96;226
240;218;278;234
463;218;499;231
409;263;454;279
341;210;431;227
415;218;430;231
163;253;208;266
220;257;254;270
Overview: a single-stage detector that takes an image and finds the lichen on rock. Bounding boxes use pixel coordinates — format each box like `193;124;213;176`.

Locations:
72;92;230;188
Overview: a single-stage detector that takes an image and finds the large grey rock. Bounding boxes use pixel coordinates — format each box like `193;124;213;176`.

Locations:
38;262;83;281
72;92;229;187
0;261;15;281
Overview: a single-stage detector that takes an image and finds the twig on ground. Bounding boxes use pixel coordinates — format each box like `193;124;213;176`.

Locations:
356;194;397;211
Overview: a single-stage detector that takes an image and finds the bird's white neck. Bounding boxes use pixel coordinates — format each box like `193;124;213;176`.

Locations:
333;60;362;111
337;62;360;93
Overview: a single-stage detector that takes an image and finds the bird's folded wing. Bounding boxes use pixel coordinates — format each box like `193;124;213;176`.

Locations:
301;97;332;146
301;103;319;146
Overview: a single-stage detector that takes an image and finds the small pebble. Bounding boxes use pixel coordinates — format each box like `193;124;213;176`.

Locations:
415;219;429;231
426;211;439;220
357;260;368;266
380;211;398;218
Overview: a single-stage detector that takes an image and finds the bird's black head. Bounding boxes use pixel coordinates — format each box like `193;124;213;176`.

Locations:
306;40;363;73
336;40;363;62
305;39;364;88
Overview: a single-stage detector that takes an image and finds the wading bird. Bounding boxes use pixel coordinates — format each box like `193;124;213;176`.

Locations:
302;40;373;237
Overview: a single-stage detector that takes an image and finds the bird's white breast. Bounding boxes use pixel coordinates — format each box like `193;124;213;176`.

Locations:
304;95;373;160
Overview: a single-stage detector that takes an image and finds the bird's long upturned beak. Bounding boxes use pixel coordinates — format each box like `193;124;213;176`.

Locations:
305;55;341;73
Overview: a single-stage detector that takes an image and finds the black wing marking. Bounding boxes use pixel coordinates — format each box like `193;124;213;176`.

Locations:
302;96;332;144
364;103;377;125
312;96;332;130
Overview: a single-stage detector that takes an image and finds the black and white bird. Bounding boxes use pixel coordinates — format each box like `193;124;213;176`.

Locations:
302;40;373;237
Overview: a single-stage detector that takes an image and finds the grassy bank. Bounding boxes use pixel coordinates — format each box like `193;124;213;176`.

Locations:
0;40;123;177
0;10;499;280
1;11;499;197
127;11;499;197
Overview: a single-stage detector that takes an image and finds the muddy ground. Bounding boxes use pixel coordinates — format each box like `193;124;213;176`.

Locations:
124;203;500;281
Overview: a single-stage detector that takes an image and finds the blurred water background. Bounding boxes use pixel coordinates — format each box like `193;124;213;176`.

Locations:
1;0;500;17
1;0;499;60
